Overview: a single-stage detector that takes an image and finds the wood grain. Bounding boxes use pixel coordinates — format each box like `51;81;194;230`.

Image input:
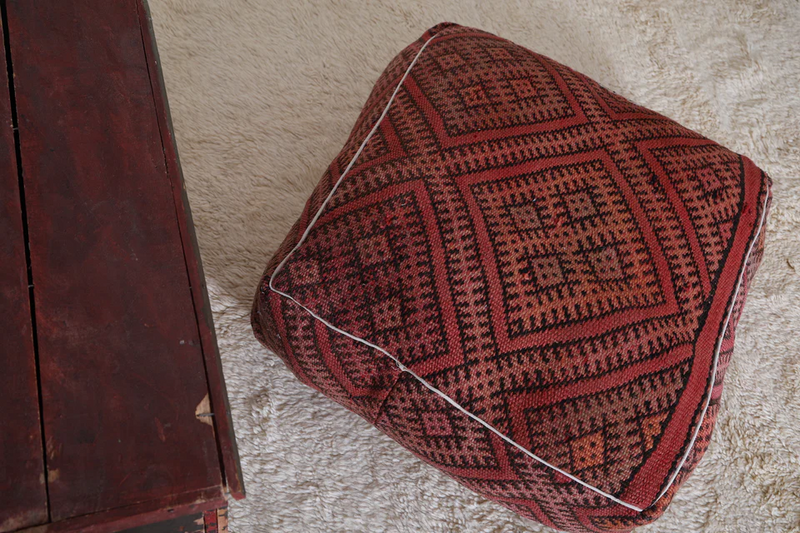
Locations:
137;0;245;500
6;0;221;521
0;9;48;532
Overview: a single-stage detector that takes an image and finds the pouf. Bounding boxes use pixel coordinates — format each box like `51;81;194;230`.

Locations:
252;22;771;532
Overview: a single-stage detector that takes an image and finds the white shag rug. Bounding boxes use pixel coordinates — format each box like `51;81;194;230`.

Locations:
148;1;800;531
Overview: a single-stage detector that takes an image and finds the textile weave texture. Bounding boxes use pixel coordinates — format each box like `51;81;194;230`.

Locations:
251;23;771;532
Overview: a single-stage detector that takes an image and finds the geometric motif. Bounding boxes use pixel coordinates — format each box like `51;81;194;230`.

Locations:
252;22;772;532
468;157;668;336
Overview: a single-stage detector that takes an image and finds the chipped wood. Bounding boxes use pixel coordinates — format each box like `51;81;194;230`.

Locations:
195;394;215;427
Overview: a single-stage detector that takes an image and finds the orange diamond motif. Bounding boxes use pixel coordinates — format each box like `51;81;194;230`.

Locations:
571;431;605;470
642;412;669;452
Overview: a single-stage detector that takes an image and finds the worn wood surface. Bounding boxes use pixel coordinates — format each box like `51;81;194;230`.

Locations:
201;507;227;533
18;488;224;533
119;512;204;533
5;0;222;522
137;0;244;500
0;10;48;532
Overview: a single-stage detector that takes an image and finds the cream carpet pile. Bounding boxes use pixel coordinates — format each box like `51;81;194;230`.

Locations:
148;1;800;531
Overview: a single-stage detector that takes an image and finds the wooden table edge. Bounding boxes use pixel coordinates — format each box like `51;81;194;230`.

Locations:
14;487;226;533
135;0;246;500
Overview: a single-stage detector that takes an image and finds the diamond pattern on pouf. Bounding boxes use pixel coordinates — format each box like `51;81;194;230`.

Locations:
252;22;771;532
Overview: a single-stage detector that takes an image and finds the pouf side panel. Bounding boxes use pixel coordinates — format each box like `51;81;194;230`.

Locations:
620;159;772;508
374;373;640;533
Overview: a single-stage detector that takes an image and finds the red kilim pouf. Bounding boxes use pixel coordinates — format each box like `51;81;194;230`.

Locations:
252;23;771;532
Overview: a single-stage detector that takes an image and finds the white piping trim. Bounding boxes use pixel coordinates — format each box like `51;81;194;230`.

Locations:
269;35;438;284
266;31;767;514
269;32;643;513
268;288;643;513
651;184;770;507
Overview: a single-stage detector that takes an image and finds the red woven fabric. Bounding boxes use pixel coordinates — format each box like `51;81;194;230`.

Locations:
252;23;771;532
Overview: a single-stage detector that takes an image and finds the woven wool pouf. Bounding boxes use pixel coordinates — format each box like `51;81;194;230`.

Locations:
252;23;771;532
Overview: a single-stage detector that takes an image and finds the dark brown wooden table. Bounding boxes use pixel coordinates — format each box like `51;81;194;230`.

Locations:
0;1;244;531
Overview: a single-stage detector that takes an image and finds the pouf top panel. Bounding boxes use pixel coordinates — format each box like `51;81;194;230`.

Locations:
262;22;771;519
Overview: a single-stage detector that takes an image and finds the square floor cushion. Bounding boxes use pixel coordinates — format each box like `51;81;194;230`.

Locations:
252;22;771;532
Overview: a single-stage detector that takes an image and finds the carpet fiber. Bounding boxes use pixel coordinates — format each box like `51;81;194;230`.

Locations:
148;1;800;531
